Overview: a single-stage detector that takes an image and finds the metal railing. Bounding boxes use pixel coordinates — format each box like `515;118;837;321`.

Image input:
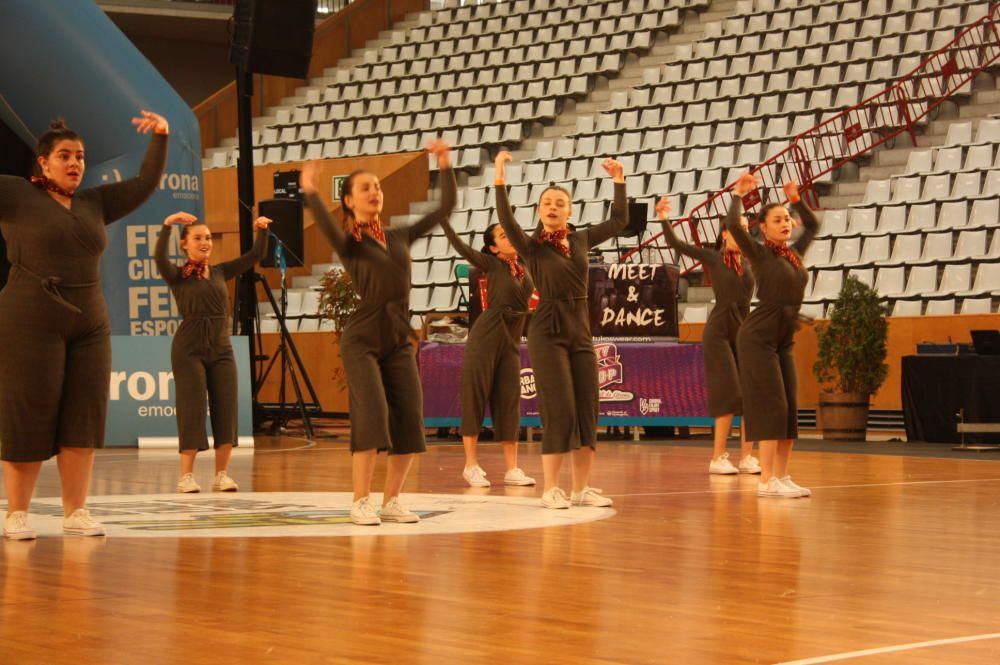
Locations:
623;3;1000;275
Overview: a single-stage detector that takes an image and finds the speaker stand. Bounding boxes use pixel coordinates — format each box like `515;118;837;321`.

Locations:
251;270;322;439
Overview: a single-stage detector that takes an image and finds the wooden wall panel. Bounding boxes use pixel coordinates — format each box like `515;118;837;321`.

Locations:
682;312;1000;410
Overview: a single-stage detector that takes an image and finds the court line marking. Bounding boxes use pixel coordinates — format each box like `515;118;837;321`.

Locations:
774;632;1000;664
608;476;1000;498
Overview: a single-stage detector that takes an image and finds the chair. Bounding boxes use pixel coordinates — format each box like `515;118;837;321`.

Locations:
892;299;923;316
455;263;470;309
935;263;972;294
925;298;955;316
903;265;938;295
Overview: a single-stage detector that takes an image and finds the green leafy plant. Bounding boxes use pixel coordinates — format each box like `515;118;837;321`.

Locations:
317;267;359;390
317;267;360;333
813;276;889;395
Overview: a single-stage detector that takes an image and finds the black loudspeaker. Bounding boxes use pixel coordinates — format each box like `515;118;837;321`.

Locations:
229;0;317;78
258;198;304;268
624;200;649;237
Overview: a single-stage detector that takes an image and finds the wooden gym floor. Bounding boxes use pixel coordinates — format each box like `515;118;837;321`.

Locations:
2;435;999;665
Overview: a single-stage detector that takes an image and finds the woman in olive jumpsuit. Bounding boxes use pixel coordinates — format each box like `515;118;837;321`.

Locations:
440;219;535;488
300;141;455;525
0;112;168;540
655;197;760;476
726;173;819;499
155;211;271;494
493;150;627;510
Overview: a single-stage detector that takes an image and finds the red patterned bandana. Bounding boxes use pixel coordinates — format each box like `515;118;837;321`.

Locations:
538;228;571;256
181;261;208;280
498;254;525;279
764;239;803;270
352;216;386;246
722;249;744;276
31;175;75;198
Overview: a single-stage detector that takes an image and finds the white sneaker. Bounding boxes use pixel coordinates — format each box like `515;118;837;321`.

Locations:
380;496;420;523
462;465;491;487
739;455;762;475
540;487;571;509
757;476;802;498
350;497;381;526
212;471;239;492
571;486;614;507
63;509;106;536
177;473;201;493
4;511;36;540
503;467;536;486
780;476;811;497
709;452;739;475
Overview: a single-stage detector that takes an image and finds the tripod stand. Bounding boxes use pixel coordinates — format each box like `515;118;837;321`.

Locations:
251;233;321;438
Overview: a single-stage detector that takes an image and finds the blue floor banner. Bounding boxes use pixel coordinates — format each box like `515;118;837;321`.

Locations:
106;336;253;447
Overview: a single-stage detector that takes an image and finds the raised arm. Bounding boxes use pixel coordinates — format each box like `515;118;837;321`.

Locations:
154;219;183;285
725;173;766;261
787;181;819;257
586;159;629;248
299;161;351;257
405;140;456;242
441;218;492;271
655;196;715;262
94;112;169;224
493;152;533;256
220;218;272;281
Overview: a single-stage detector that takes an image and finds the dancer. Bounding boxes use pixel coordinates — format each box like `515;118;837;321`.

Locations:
656;197;761;475
727;173;818;498
0;112;169;539
440;219;536;487
300;141;455;525
155;211;272;493
494;150;627;509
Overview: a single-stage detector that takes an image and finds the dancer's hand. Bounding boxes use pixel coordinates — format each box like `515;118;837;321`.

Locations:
733;172;758;197
132;110;169;135
602;158;625;183
426;139;451;168
164;212;197;226
494;150;512;184
655;196;671;221
254;216;273;229
300;161;319;195
783;180;801;204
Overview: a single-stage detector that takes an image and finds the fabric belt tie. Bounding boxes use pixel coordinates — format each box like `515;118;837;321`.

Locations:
482;307;529;349
537;295;587;335
13;264;96;314
188;315;227;353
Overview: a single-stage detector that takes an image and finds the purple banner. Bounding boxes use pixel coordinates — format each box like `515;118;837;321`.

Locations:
419;341;710;426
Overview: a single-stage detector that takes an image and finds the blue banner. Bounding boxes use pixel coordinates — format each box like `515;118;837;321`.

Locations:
0;1;203;335
106;336;254;447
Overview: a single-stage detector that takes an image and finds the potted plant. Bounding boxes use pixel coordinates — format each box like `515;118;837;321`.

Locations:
812;276;889;441
317;267;359;389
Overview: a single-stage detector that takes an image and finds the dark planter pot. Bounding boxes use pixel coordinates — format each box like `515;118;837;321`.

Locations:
818;392;870;441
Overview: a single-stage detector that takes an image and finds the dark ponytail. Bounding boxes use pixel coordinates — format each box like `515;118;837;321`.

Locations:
481;223;500;254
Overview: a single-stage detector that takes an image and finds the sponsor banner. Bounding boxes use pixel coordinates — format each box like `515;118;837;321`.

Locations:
106;336;253;447
590;263;679;338
466;264;678;337
419;341;708;424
